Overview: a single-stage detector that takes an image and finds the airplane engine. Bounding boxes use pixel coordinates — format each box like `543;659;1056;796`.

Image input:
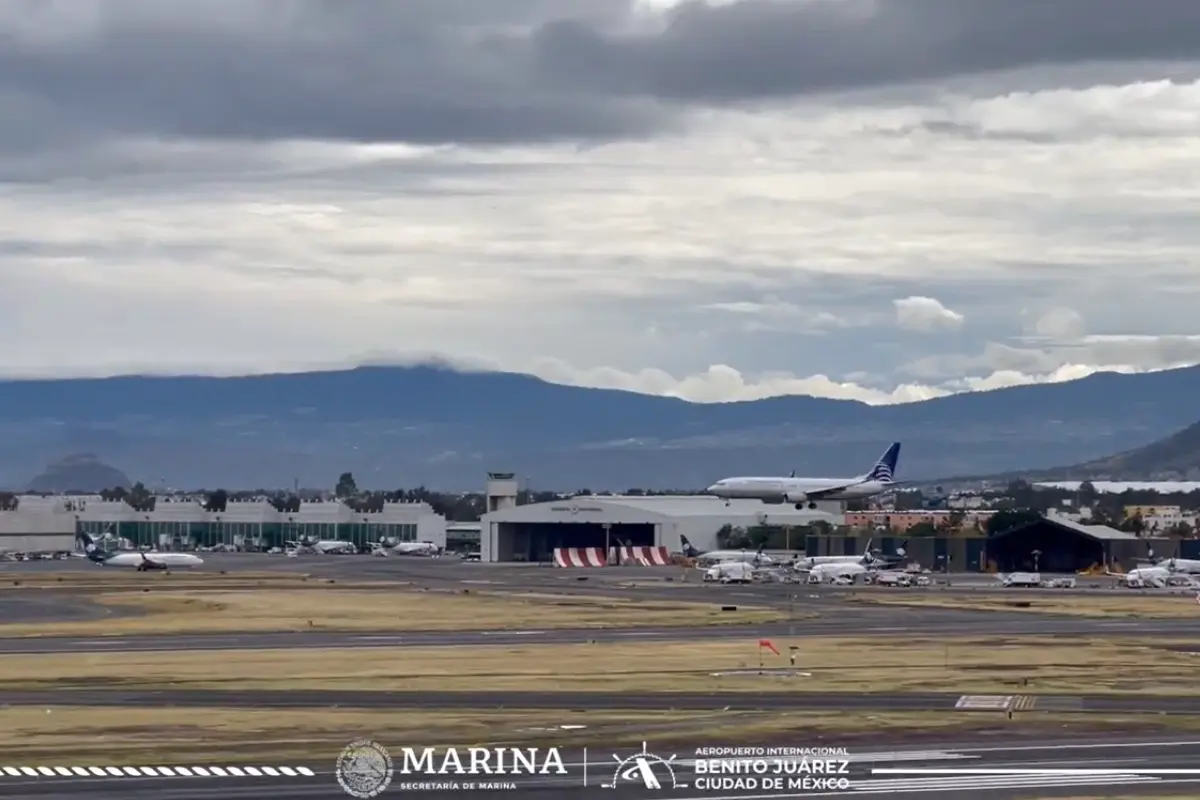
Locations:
784;492;818;510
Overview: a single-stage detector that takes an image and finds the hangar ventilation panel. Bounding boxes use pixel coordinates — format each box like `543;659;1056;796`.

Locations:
487;472;519;513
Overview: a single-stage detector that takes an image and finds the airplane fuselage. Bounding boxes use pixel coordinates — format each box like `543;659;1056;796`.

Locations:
708;477;888;503
1160;559;1200;574
100;552;204;569
696;550;775;566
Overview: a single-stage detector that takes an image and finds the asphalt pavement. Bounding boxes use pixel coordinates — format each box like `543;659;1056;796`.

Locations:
7;736;1200;798
2;688;1200;714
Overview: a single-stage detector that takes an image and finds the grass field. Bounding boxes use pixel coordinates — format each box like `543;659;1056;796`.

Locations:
3;708;1200;765
0;588;788;636
850;593;1200;618
5;635;1199;694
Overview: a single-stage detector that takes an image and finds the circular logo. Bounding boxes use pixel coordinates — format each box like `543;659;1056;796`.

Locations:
605;742;684;790
336;739;393;798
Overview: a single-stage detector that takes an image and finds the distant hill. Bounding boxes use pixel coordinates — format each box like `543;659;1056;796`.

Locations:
2;364;1200;489
1055;419;1200;481
26;454;132;493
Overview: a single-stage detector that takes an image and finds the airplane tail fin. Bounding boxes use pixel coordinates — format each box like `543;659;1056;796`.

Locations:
866;442;901;483
77;532;106;563
679;535;700;557
861;537;874;563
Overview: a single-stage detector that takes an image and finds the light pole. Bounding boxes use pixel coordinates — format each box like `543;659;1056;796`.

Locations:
603;523;612;566
789;593;796;637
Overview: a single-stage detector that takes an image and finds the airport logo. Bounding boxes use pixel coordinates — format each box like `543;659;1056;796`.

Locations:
337;740;393;798
603;742;685;790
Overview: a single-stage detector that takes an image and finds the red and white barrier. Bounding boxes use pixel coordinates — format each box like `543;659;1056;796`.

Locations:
615;546;672;566
552;545;673;567
552;547;608;568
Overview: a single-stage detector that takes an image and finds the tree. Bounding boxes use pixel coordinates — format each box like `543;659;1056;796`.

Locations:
986;508;1042;537
1119;513;1146;536
1078;481;1099;507
1165;520;1193;538
125;482;155;513
203;489;228;513
906;521;938;537
335;472;357;498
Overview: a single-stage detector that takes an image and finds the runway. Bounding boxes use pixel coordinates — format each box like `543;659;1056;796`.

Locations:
2;608;1198;653
1;687;1199;713
7;736;1200;798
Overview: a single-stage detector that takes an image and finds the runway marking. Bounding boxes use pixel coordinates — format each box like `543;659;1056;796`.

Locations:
481;630;546;636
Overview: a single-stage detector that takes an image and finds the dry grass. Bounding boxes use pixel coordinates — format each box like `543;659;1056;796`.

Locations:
4;707;1200;766
0;588;787;636
850;593;1200;618
6;635;1200;694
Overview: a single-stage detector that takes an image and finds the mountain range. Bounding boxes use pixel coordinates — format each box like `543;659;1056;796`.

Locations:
2;364;1200;491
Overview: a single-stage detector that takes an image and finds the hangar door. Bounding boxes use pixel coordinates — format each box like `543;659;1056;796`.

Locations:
499;522;655;563
986;522;1103;573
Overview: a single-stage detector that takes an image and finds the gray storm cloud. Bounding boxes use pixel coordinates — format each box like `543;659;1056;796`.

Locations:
2;0;1200;147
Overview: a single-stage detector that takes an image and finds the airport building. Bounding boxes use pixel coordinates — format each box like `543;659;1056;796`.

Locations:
0;495;76;553
0;494;447;553
479;474;841;562
984;512;1145;572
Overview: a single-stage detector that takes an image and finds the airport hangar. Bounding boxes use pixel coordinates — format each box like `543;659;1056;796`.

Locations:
984;513;1149;572
478;479;841;563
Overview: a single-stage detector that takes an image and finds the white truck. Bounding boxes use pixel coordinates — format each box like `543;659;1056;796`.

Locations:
704;562;755;584
1000;571;1043;588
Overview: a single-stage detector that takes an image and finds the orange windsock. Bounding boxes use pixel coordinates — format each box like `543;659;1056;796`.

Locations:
758;639;780;655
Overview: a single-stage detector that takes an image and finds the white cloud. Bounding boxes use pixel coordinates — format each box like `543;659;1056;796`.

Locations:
893;296;965;332
6;62;1200;400
1029;307;1088;339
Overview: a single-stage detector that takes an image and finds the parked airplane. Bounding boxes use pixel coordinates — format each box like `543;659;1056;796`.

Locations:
1157;556;1200;574
806;560;869;583
706;443;902;509
78;533;204;571
679;536;776;566
795;538;891;569
377;538;441;556
286;537;357;555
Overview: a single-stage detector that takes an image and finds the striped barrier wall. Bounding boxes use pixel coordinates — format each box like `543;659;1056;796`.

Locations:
552;547;608;568
615;546;673;566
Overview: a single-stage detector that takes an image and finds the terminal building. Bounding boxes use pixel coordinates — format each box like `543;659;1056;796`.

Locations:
479;474;841;563
0;494;447;553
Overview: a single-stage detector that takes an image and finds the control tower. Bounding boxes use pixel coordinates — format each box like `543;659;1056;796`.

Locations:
486;472;519;513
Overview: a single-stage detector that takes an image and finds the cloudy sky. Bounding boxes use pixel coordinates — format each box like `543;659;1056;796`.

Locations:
4;0;1200;404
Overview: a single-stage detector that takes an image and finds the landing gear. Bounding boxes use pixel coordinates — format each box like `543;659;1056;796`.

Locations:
794;502;818;510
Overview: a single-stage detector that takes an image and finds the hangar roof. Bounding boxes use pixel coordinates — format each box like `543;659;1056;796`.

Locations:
1041;513;1139;541
481;495;840;525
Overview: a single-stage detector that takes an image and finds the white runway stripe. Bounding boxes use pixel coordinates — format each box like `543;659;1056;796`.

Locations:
0;765;317;780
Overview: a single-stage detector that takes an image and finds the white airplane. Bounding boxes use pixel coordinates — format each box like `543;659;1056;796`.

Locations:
1111;565;1171;588
373;538;440;557
1156;556;1200;574
707;443;902;510
678;536;776;566
78;533;203;571
794;538;902;569
286;537;357;555
807;560;870;583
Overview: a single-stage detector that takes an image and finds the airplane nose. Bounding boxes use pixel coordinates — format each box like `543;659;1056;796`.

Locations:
706;484;721;494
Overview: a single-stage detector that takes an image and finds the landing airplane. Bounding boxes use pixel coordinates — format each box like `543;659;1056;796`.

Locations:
707;443;902;510
679;536;776;566
78;533;204;571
